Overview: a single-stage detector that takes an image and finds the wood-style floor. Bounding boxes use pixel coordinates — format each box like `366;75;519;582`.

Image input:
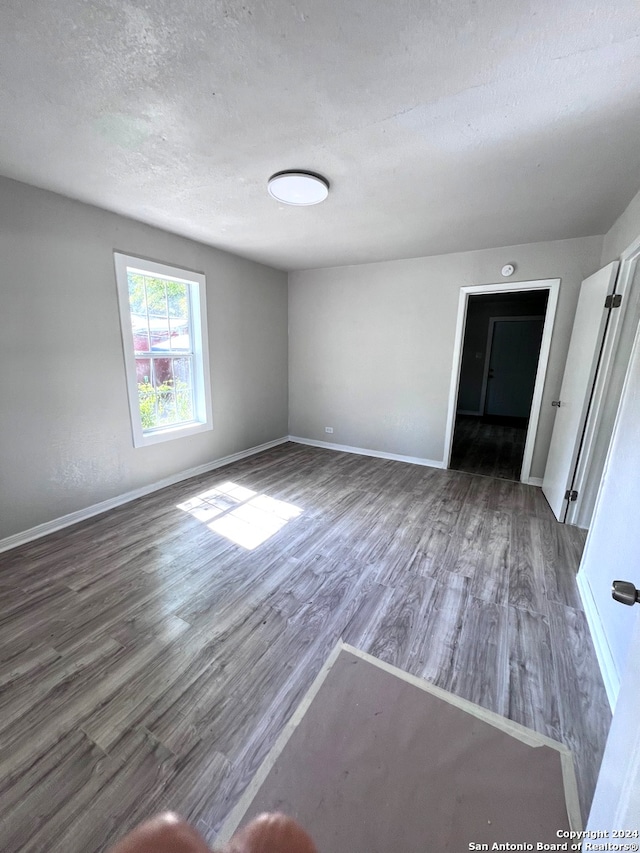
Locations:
451;414;528;481
0;443;610;852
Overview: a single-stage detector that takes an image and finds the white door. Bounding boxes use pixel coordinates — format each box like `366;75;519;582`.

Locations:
542;263;619;521
485;317;545;418
577;318;640;701
583;322;640;827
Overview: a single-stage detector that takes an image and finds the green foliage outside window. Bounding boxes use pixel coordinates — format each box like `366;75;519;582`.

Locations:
128;273;189;320
138;380;193;430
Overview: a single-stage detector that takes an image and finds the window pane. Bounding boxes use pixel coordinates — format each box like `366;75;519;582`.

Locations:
154;356;172;386
145;277;168;316
128;272;147;314
135;357;152;385
168;282;190;351
167;281;189;319
144;277;169;354
156;375;175;426
128;273;150;352
132;318;151;354
168;317;191;351
173;357;194;422
136;356;194;432
149;317;172;352
172;356;191;384
136;359;156;430
176;388;194;422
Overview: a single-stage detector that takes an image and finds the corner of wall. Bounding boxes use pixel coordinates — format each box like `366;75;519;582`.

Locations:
601;186;640;265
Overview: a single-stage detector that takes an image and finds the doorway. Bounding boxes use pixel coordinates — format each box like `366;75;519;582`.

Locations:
444;279;560;483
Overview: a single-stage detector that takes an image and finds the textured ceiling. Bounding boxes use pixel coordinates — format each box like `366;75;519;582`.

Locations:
1;0;639;270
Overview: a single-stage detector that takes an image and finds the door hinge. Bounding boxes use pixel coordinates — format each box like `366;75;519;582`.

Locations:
605;293;622;309
564;489;578;502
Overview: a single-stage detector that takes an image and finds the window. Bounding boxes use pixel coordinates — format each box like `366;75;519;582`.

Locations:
114;253;213;447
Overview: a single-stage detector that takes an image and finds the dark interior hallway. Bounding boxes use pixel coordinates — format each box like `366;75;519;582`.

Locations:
450;414;528;481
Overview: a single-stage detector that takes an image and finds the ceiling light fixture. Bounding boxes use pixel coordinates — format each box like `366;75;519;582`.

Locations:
267;170;329;206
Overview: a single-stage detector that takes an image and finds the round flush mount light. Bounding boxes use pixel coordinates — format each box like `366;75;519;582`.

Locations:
267;170;329;206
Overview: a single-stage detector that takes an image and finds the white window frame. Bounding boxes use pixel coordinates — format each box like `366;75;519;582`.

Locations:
114;252;213;448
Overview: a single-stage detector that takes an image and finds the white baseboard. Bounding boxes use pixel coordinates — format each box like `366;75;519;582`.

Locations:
526;476;543;487
0;437;290;555
288;436;444;469
577;570;619;710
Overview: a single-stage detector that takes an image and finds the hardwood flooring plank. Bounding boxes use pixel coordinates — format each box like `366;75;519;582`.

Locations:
0;641;61;690
538;519;586;610
410;474;473;579
47;552;228;655
107;612;192;649
405;572;471;690
469;510;510;605
440;500;487;578
370;533;422;588
364;576;436;671
451;596;508;716
85;602;288;753
487;478;553;519
43;729;205;853
27;728;229;848
341;582;397;648
463;474;496;514
152;738;231;834
547;601;611;820
0;626;194;782
80;628;217;752
143;668;228;757
0;584;78;649
508;515;548;614
0;729;106;815
0;635;123;738
507;605;561;741
262;565;326;618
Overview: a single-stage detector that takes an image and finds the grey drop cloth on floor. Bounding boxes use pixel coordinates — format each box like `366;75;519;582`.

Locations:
226;648;574;853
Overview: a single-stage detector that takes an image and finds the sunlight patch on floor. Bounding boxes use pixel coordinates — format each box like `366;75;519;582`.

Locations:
177;480;303;550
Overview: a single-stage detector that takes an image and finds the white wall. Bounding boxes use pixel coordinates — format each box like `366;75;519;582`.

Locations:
289;236;602;476
0;177;288;542
601;186;640;265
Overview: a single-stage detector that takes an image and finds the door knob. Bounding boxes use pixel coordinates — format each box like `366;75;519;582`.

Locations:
612;580;640;606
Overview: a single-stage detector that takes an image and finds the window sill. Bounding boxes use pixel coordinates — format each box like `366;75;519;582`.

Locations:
132;419;213;448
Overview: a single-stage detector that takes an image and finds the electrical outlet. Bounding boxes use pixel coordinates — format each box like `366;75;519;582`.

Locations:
325;426;334;434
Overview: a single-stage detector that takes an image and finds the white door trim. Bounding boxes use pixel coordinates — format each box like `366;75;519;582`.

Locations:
479;315;547;416
444;279;561;484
